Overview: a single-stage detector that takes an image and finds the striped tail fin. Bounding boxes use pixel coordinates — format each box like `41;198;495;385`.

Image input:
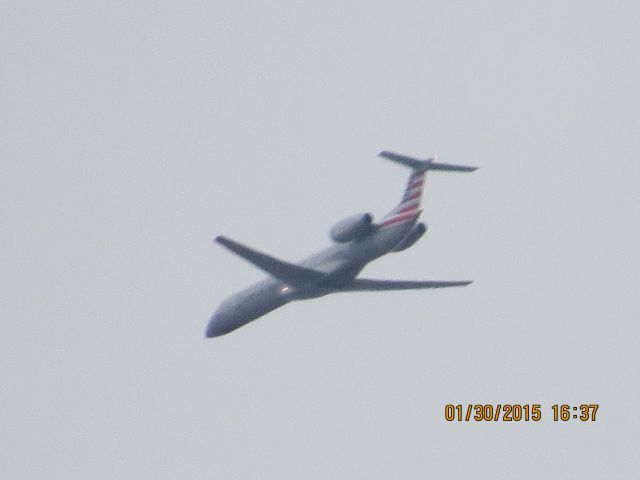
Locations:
377;151;477;228
379;169;426;228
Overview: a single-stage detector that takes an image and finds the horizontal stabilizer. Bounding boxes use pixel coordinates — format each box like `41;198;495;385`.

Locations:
339;278;473;291
379;151;478;172
215;236;325;286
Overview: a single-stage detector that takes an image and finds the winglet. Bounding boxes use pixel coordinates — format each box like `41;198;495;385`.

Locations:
379;151;478;172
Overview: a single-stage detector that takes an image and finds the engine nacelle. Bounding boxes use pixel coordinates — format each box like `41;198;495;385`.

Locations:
391;222;428;252
329;213;374;243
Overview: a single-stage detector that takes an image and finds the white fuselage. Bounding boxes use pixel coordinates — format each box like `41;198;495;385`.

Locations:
206;220;416;337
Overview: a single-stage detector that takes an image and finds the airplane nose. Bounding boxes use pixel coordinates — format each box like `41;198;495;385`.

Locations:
205;319;220;338
205;313;222;338
205;308;232;338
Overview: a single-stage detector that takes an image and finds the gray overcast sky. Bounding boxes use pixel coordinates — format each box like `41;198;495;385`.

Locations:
2;1;640;478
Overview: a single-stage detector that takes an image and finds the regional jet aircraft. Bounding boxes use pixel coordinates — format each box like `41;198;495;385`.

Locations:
206;151;477;337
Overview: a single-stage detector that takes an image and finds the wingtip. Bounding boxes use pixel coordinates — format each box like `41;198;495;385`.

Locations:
213;235;228;245
451;280;473;287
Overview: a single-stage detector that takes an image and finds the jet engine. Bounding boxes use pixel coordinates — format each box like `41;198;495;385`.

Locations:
329;213;374;243
391;222;428;252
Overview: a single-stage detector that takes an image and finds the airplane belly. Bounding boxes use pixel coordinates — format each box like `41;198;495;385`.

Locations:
206;279;287;337
337;221;416;265
374;221;417;252
295;221;416;288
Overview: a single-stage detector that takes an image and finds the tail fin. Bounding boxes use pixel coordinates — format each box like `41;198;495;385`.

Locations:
379;168;427;227
378;151;477;228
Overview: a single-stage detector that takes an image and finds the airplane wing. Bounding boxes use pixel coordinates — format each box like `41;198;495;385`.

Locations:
339;278;472;291
215;235;326;286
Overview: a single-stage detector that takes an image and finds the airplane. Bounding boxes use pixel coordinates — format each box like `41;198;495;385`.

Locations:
206;151;477;338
